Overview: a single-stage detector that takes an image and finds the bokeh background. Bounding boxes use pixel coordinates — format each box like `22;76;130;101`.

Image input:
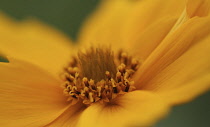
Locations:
0;0;209;127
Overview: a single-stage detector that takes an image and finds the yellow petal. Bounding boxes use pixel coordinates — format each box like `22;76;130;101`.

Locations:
186;0;210;18
134;16;210;90
0;58;69;127
78;0;186;51
0;13;73;77
159;74;210;105
168;0;210;33
77;91;170;127
77;0;133;50
123;0;186;43
128;17;177;60
46;103;86;127
139;34;210;105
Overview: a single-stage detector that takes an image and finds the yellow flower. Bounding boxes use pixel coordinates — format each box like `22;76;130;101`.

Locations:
0;0;210;127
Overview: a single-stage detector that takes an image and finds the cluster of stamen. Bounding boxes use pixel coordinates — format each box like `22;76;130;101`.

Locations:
62;48;139;105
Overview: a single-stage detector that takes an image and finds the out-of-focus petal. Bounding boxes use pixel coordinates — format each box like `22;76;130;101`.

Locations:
128;17;177;60
0;58;69;127
169;0;209;33
159;74;210;105
77;0;133;50
139;34;210;105
77;91;169;127
0;13;73;77
186;0;210;18
134;16;210;89
123;0;186;43
78;0;186;51
46;103;86;127
127;0;209;57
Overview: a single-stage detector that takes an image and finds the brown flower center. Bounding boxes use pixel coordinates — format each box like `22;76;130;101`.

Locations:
62;48;139;105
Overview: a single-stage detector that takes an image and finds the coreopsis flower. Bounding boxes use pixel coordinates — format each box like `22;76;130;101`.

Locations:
0;0;210;127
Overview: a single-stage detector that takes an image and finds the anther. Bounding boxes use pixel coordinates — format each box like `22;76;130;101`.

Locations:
67;67;74;73
67;67;78;75
97;86;102;97
121;52;128;65
105;71;111;80
118;64;126;73
80;90;85;97
116;72;122;82
84;87;89;92
82;77;89;86
89;92;94;102
131;58;139;70
121;52;128;58
67;74;75;82
89;79;95;87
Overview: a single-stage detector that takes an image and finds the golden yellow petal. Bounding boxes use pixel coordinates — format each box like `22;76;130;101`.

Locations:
134;16;210;90
77;0;133;50
78;0;186;51
0;13;73;77
46;103;86;127
123;0;186;43
139;34;210;105
0;58;69;127
77;91;170;127
128;17;177;60
159;74;210;105
168;0;210;33
186;0;210;18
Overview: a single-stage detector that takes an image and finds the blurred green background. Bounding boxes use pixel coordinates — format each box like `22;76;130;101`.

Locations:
0;0;209;127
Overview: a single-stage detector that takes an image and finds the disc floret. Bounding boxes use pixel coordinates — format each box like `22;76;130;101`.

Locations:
62;48;139;105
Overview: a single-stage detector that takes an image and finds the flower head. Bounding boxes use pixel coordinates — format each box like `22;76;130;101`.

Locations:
0;0;210;127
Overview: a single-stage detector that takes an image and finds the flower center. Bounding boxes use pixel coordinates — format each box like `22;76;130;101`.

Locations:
62;47;139;105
